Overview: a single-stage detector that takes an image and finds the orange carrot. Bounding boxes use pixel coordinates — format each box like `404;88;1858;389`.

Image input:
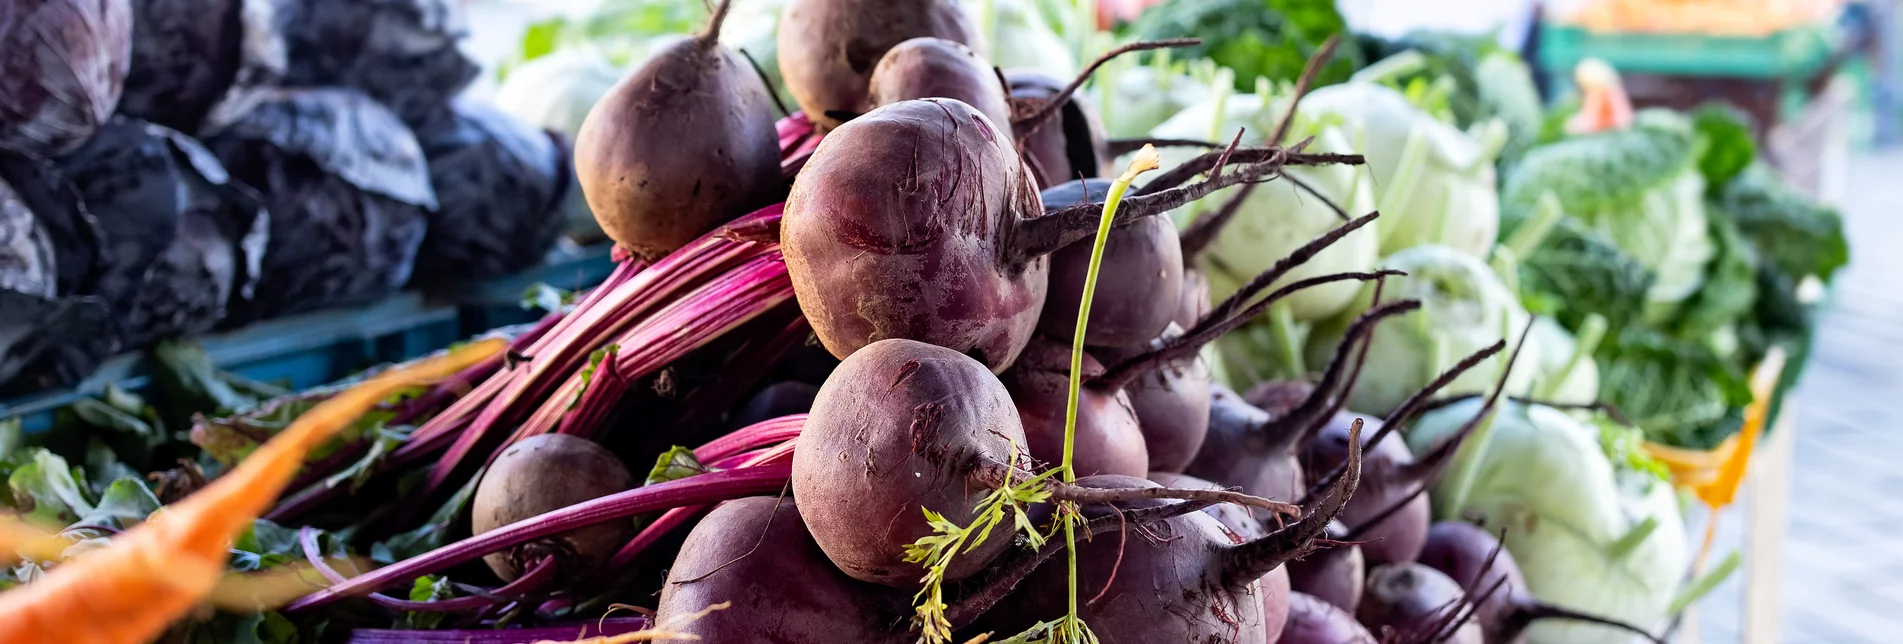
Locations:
1564;58;1634;136
0;339;504;643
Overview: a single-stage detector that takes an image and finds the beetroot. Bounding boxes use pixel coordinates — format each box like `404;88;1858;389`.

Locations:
1095;323;1210;473
972;419;1364;644
794;338;1295;588
1187;384;1306;503
1001;337;1149;478
1151;470;1293;638
792;338;1027;587
1175;267;1211;329
1419;521;1667;644
783;95;1329;372
1005;71;1111;189
1359;563;1484;644
653;497;911;643
777;0;982;131
782;98;1045;372
1282;592;1378;644
575;0;781;259
0;0;133;156
1286;520;1366;613
471;434;635;581
1301;414;1429;566
866;37;1011;130
1036;179;1183;349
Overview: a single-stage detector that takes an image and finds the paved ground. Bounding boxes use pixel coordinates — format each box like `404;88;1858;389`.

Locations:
1693;150;1903;643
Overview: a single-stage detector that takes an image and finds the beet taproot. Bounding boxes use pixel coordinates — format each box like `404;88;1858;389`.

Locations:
777;0;982;131
471;433;635;581
574;0;781;259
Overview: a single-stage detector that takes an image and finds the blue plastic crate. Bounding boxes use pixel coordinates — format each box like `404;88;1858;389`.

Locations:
1;243;617;434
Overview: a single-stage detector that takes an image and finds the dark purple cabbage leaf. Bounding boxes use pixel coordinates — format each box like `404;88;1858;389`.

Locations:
119;0;287;134
408;101;570;283
273;0;479;128
203;88;435;324
0;162;116;392
60;117;271;347
0;0;134;156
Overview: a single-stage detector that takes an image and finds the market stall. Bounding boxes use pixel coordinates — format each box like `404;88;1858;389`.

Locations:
0;1;1854;642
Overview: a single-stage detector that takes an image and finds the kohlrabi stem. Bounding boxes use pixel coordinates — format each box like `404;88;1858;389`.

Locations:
1538;313;1606;400
1352;50;1428;85
1667;551;1740;615
1433;318;1538;517
1502;191;1566;259
1606;516;1660;562
1376;125;1431;248
1269;302;1307;380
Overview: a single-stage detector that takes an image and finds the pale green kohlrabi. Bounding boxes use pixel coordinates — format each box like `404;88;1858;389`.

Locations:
963;0;1076;82
1299;80;1507;259
1409;399;1687;644
1095;53;1217;139
1307;245;1538;416
1148;91;1381;387
1150;92;1381;323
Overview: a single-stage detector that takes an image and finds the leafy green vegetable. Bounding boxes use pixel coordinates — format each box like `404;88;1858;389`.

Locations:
6;449;94;525
1690;104;1757;190
1355;33;1543;165
1515;219;1653;333
1716;163;1850;282
1128;0;1361;90
184;611;303;644
645;446;708;486
1596;329;1752;449
74;477;160;530
322;426;411;493
152;341;290;427
1670;211;1759;345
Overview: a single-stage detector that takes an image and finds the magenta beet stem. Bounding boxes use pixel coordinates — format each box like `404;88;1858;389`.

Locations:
297;527;558;613
285;464;793;612
341;618;649;643
695;414;806;463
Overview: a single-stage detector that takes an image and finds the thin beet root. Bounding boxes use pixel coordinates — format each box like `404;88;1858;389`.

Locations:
973;420;1367;644
1286;520;1367;613
574;0;780;259
1420;521;1669;644
1036;178;1184;349
1300;414;1428;566
777;0;982;131
1358;563;1484;644
1282;592;1379;644
867;37;1011;133
1151;471;1295;637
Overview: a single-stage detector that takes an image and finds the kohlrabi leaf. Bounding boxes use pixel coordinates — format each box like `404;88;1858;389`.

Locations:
1596;328;1752;449
1515;219;1653;333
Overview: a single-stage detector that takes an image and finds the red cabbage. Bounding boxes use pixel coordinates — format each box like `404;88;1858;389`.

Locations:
119;0;286;134
409;101;570;282
0;0;133;156
59;116;270;346
273;0;478;128
0;156;114;391
203;88;434;323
